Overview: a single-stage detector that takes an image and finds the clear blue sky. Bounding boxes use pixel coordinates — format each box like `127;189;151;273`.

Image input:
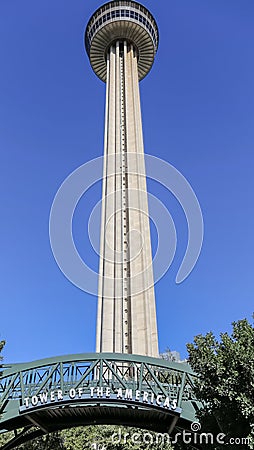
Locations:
0;0;253;363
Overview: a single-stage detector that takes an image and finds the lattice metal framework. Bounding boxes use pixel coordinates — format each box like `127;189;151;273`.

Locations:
0;354;201;449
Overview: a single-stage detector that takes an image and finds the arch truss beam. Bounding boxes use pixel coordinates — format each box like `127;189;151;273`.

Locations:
0;353;201;449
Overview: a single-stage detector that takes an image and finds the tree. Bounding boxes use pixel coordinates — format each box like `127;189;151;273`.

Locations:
187;317;254;449
0;426;174;450
0;432;65;450
61;425;174;450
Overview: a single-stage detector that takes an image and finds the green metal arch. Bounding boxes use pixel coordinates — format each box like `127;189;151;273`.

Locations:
0;353;201;449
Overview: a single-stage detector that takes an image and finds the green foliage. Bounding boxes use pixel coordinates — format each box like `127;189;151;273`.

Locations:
17;433;64;450
0;432;11;448
0;431;64;450
0;426;174;450
61;426;174;450
62;426;101;450
187;317;254;449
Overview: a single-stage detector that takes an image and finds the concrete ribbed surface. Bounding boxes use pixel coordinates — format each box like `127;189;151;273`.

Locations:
88;21;156;81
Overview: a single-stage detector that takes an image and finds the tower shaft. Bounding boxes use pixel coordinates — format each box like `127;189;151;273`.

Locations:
96;41;158;357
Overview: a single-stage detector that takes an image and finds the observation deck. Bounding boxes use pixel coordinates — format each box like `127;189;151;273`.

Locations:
85;0;159;82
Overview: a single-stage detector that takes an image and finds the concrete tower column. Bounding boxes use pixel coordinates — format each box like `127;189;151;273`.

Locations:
85;1;159;358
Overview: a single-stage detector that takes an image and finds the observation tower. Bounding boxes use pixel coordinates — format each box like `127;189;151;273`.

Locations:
0;6;201;445
85;1;159;357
